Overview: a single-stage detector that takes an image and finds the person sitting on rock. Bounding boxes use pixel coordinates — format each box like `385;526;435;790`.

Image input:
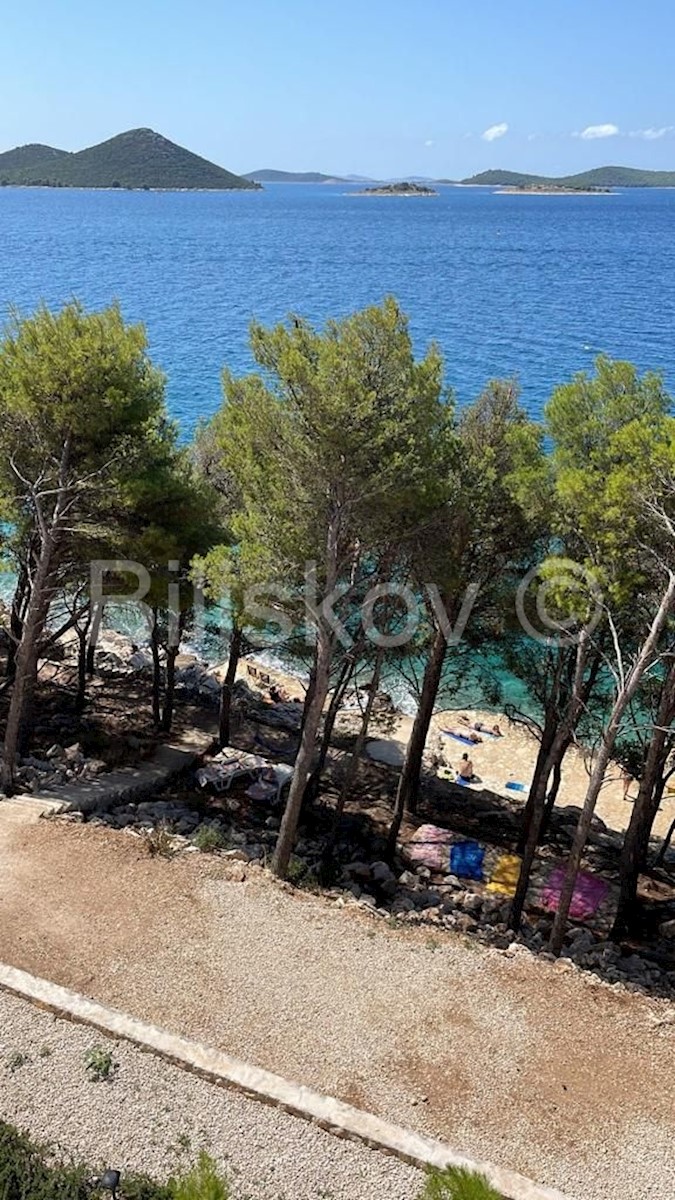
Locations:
458;753;477;782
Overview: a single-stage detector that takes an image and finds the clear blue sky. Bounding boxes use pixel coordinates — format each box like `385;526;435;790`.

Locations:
2;1;674;177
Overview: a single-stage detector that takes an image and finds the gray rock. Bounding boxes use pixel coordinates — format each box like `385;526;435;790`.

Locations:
346;861;372;882
371;861;396;885
397;870;417;887
659;918;675;939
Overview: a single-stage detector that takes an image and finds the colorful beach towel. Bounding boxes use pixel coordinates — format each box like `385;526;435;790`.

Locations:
486;853;522;897
405;824;454;872
540;867;609;920
450;840;485;881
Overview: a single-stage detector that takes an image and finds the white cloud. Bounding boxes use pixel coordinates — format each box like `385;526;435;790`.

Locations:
482;123;509;143
629;126;674;140
424;139;435;147
576;123;620;140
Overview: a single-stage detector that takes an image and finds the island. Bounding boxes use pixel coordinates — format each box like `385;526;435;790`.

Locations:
0;129;260;191
496;184;614;196
461;166;675;189
356;181;438;196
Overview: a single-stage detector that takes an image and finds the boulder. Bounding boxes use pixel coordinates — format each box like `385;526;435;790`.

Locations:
371;861;396;885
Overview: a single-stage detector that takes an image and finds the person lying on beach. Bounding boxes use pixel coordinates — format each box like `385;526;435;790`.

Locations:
458;753;478;782
459;715;502;737
449;726;483;743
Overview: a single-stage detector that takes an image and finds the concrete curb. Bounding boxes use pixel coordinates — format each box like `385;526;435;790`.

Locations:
0;963;571;1200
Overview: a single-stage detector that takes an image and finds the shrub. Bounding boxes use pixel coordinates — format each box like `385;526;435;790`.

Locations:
421;1166;502;1200
84;1045;117;1082
0;1120;168;1200
170;1152;229;1200
144;821;177;859
192;825;226;853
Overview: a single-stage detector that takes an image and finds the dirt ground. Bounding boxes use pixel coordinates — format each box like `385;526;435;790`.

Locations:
0;819;673;1200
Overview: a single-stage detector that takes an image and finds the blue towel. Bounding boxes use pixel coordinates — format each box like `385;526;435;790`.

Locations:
505;781;527;792
450;840;485;881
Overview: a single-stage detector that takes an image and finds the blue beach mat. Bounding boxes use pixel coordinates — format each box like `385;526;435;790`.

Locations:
450;840;485;881
506;781;527;792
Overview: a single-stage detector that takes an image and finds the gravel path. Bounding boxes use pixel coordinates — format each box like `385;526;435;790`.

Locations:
1;822;674;1200
0;988;423;1200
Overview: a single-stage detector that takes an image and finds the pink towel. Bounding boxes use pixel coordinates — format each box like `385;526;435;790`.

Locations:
541;867;608;920
405;823;454;872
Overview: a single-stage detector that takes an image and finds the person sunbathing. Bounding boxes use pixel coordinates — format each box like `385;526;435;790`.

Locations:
460;714;502;737
449;726;482;743
476;721;503;737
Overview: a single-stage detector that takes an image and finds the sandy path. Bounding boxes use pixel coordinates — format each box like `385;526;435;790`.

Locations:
0;820;672;1200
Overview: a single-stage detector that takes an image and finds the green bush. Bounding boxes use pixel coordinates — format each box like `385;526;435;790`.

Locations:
421;1165;502;1200
192;825;227;853
169;1152;229;1200
0;1120;169;1200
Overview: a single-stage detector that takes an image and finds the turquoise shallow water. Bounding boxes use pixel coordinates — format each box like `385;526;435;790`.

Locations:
1;183;674;431
1;183;674;711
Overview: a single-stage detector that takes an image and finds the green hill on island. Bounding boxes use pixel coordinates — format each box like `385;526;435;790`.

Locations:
0;129;259;190
461;166;675;189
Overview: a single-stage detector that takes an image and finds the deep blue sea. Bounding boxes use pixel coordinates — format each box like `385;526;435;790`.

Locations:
2;182;674;710
1;183;675;432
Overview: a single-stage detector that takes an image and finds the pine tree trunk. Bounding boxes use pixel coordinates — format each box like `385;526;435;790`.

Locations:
509;633;590;932
612;661;675;938
76;628;88;714
218;622;242;748
2;542;55;793
161;645;178;733
304;654;356;804
655;816;675;868
6;561;29;681
323;648;384;860
550;575;675;955
86;602;103;677
540;741;570;837
516;721;557;854
386;624;447;857
300;654;318;738
150;611;162;727
272;628;332;877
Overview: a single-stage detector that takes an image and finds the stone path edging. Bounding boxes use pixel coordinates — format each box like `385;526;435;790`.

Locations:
0;963;571;1200
3;728;216;819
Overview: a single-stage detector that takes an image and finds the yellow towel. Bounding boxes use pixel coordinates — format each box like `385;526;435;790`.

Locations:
486;853;522;896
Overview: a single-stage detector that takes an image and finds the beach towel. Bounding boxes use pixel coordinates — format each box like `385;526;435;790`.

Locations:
450;840;485;881
405;823;455;871
442;731;477;746
486;853;522;896
506;781;527;792
541;867;609;920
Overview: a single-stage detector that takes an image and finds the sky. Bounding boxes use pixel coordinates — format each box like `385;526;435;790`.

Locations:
2;1;675;178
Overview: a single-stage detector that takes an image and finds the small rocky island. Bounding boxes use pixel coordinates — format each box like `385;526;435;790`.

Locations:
357;180;438;196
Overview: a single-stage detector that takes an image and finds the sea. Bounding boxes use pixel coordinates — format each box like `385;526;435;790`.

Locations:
1;182;675;711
